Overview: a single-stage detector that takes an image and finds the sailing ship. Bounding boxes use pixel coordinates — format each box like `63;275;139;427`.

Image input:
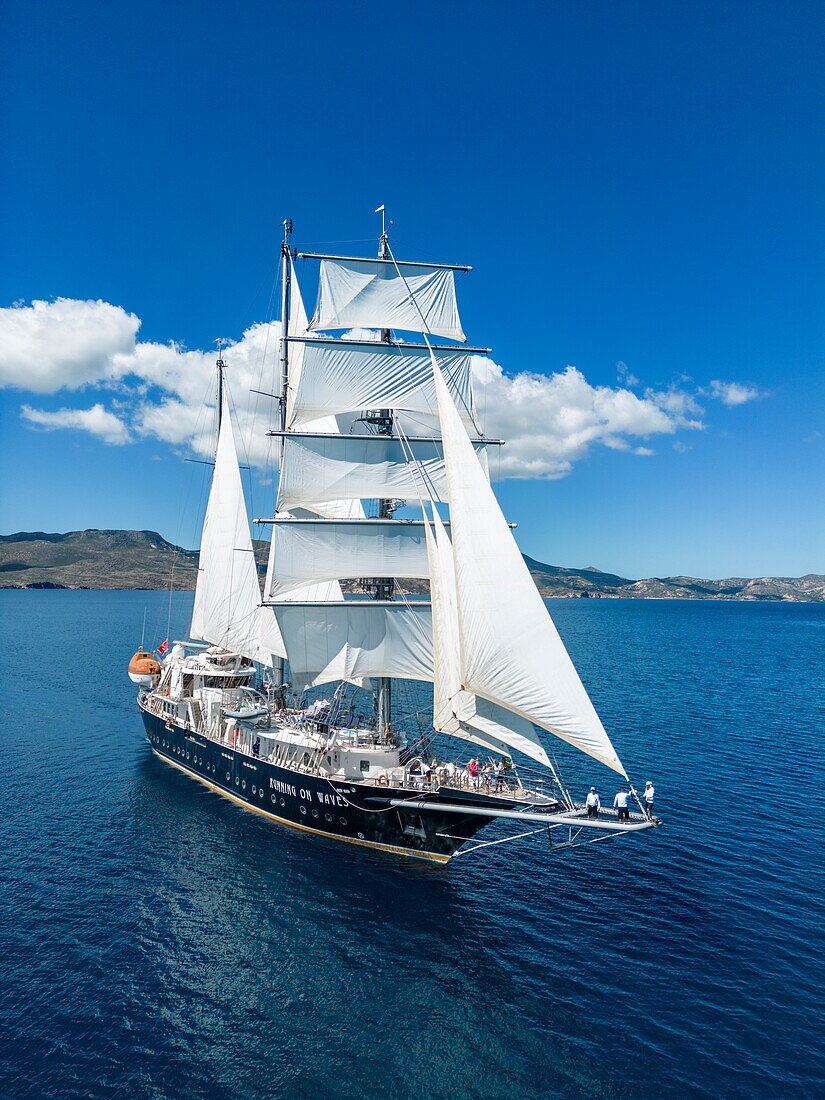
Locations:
130;216;660;863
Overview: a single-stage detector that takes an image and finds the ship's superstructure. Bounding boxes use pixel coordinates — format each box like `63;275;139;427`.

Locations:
133;216;660;862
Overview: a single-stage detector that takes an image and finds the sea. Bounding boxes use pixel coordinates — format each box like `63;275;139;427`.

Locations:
0;591;822;1099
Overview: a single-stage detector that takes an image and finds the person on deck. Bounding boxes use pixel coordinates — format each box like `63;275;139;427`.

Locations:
252;737;261;758
613;787;630;822
468;758;480;788
585;787;600;819
643;781;655;818
493;758;504;792
501;757;514;788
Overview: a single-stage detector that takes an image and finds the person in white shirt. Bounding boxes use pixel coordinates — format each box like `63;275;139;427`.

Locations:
643;781;655;818
613;787;630;823
585;787;600;819
493;759;504;791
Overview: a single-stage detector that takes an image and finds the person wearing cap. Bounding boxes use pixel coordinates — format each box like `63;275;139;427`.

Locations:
585;787;601;819
613;786;630;823
643;781;655;818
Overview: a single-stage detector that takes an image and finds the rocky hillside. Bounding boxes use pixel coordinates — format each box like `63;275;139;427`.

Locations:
0;529;822;601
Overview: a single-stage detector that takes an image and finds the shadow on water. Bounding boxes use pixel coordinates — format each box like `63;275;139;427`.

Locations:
123;752;631;1100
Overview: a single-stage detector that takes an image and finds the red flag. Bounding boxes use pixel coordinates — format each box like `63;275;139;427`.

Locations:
157;639;169;656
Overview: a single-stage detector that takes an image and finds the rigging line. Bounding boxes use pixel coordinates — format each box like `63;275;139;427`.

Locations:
395;419;441;505
296;238;376;248
236;261;280;334
243;252;281;467
384;242;481;433
386;237;455;264
449;826;549;858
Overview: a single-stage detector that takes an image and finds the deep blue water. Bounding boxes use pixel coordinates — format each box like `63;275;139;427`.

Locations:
0;591;823;1099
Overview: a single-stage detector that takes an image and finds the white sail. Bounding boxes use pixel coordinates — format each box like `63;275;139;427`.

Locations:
270;271;364;595
273;602;433;687
266;519;431;599
459;698;551;765
309;257;465;342
288;339;476;429
423;504;463;734
423;504;552;767
431;357;627;777
191;392;286;665
277;433;485;512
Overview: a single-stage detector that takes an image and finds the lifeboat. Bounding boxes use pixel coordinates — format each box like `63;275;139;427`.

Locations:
128;651;161;686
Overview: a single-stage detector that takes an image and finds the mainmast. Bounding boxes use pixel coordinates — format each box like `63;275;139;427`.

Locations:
373;206;393;738
275;219;293;689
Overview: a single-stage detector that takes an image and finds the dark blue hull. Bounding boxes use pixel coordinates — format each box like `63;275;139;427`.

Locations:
140;707;525;862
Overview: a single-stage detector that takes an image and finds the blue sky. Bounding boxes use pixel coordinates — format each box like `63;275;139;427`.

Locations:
0;0;822;579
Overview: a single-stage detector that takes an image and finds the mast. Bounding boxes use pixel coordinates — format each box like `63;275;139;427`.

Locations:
215;339;225;439
374;207;393;738
275;219;293;689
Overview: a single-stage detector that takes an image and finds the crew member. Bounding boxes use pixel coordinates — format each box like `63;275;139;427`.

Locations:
585;787;600;819
252;736;261;758
613;786;630;823
493;758;504;792
643;781;655;818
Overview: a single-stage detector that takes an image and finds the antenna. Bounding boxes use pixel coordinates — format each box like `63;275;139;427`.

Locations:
375;204;393;256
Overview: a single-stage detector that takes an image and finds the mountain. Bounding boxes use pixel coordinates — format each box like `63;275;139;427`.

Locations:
0;530;200;590
0;529;822;601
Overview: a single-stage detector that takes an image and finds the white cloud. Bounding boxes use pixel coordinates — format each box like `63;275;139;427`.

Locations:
707;380;764;407
0;298;139;392
473;361;703;478
5;297;760;479
21;402;131;444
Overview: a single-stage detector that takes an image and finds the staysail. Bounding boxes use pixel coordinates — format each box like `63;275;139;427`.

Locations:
423;503;553;767
430;355;627;777
191;392;286;664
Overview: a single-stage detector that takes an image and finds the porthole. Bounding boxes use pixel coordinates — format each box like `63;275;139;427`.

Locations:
340;817;347;825
241;781;246;790
226;773;231;781
235;778;240;786
300;806;307;815
279;798;286;807
252;786;256;795
271;795;277;803
260;790;264;799
311;809;319;819
186;752;190;760
325;813;333;822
